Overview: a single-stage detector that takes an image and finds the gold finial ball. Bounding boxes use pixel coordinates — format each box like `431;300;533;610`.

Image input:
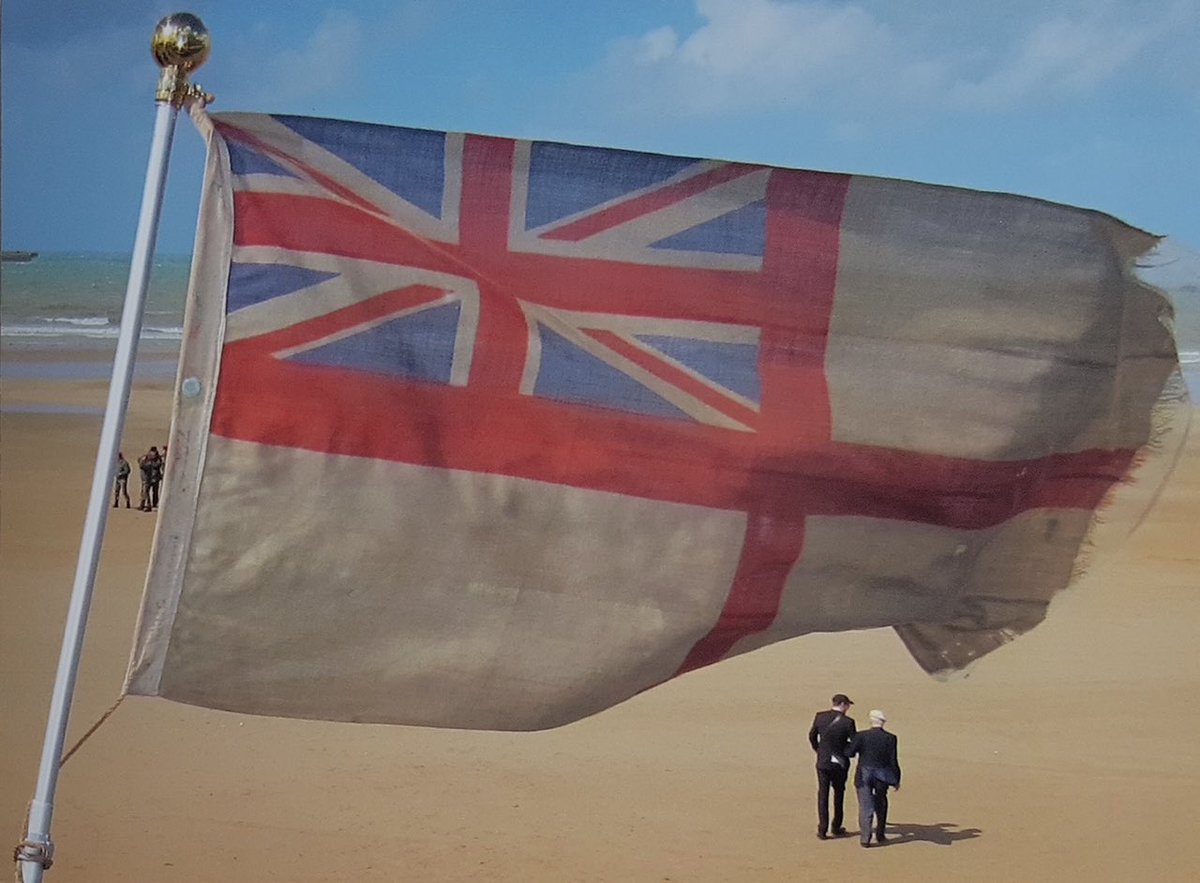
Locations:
151;13;211;71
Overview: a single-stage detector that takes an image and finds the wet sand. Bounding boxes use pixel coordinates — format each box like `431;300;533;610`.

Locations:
2;345;1197;881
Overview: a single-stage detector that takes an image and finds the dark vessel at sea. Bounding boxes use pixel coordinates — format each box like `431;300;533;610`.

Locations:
2;251;38;262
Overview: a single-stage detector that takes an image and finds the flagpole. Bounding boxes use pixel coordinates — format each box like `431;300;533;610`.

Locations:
16;15;211;883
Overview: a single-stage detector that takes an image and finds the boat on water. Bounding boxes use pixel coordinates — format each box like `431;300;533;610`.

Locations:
2;251;39;263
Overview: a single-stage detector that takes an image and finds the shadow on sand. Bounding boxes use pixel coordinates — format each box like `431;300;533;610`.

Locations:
877;822;982;846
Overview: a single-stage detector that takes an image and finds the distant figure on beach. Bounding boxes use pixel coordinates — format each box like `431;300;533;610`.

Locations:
113;452;131;508
848;709;901;848
808;693;856;840
138;447;163;511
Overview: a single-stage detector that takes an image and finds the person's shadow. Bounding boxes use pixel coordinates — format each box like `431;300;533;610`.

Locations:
875;822;982;846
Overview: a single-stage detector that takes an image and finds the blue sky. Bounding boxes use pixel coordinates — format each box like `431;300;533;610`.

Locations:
3;0;1198;255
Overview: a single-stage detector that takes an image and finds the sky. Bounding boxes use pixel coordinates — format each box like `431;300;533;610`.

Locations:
2;0;1198;256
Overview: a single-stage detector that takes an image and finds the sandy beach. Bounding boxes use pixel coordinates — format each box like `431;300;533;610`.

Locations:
2;344;1198;882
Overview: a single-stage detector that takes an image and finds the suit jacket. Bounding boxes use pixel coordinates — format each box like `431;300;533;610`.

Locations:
848;726;901;788
809;710;856;771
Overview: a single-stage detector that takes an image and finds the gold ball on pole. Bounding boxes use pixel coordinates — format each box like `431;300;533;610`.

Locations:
151;13;211;72
151;13;213;106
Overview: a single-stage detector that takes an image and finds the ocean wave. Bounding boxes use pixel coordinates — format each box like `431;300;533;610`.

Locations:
43;315;111;327
0;321;183;340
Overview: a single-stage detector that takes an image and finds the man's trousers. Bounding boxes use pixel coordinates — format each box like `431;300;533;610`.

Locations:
856;781;890;844
816;765;848;835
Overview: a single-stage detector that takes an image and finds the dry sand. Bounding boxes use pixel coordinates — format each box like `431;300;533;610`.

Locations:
2;345;1198;882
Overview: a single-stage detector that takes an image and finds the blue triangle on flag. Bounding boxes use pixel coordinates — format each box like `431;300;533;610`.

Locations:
226;141;298;179
273;115;447;218
524;142;697;229
284;302;461;384
648;200;766;256
228;263;340;313
533;327;691;422
634;335;761;405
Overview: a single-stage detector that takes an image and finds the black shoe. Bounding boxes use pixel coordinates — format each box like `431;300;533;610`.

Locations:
876;833;889;844
816;831;827;840
831;827;847;837
860;842;871;848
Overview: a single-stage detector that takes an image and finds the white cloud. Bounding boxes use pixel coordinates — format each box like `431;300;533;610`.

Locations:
223;11;365;111
948;15;1159;110
637;26;680;63
596;0;1185;121
604;0;891;116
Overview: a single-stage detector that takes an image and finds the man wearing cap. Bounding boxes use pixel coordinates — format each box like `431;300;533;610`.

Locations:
808;693;857;839
848;709;901;847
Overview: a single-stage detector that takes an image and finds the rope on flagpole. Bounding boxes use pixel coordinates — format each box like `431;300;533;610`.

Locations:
13;14;212;883
14;803;35;883
11;693;127;880
58;695;127;768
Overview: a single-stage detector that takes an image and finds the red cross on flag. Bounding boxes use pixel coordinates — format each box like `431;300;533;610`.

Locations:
125;110;1184;730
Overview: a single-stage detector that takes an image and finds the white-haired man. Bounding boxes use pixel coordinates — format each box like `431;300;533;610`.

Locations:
847;709;901;847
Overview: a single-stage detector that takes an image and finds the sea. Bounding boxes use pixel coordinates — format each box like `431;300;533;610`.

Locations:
1;250;1198;397
1;252;189;353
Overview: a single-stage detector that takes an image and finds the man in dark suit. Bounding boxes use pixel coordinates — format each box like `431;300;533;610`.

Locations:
808;693;856;839
848;709;901;847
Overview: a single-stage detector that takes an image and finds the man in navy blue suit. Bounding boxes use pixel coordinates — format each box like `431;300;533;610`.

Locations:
808;693;856;839
848;709;901;847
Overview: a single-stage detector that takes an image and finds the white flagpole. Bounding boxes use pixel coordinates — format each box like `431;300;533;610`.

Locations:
16;14;212;883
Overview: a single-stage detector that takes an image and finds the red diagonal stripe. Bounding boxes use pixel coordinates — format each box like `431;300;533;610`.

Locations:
584;328;760;431
234;193;468;277
539;163;763;242
218;121;386;216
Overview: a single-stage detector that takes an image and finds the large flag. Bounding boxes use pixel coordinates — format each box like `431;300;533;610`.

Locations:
125;108;1184;730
